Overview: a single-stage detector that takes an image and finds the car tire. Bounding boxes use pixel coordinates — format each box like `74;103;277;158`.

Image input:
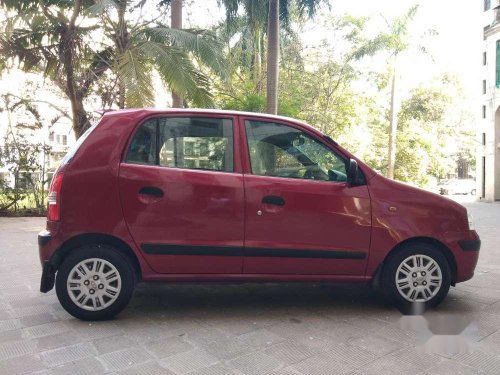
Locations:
55;245;136;321
381;243;451;314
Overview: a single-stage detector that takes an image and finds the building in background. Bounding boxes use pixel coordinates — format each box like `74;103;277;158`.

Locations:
480;0;500;201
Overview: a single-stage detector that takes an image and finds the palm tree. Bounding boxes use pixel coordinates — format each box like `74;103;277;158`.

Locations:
220;0;321;114
95;0;227;109
381;5;432;179
170;0;184;108
0;0;109;137
266;0;279;114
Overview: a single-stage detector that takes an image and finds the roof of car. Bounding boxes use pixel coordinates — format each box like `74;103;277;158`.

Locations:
101;108;310;127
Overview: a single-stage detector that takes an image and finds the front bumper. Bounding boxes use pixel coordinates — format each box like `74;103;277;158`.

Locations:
458;239;481;252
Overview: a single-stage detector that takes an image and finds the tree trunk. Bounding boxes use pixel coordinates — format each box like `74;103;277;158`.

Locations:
60;0;91;138
171;0;184;108
266;0;279;115
387;61;398;179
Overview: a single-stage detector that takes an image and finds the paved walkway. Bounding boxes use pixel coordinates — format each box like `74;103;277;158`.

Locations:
0;199;499;374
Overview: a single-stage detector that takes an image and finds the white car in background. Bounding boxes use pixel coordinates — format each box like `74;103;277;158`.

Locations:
439;179;476;195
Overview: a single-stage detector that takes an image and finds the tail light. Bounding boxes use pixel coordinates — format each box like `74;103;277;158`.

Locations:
47;169;64;221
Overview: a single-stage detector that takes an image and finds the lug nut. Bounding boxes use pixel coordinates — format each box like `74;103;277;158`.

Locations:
84;280;90;286
421;271;426;276
93;275;99;281
422;281;427;286
412;273;417;277
89;289;95;294
413;282;418;287
98;284;104;289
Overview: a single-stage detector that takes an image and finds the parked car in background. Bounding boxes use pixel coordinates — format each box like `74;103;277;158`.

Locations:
439;179;476;196
38;109;480;320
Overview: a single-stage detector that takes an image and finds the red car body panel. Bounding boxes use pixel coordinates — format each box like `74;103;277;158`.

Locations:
38;109;480;287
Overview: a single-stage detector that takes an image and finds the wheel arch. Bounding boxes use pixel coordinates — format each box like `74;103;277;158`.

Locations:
372;236;457;287
49;233;142;280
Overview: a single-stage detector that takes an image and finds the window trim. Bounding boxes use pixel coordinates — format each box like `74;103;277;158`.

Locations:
241;117;358;184
122;114;239;174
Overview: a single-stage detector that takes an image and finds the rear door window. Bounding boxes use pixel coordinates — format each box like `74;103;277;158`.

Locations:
126;117;234;172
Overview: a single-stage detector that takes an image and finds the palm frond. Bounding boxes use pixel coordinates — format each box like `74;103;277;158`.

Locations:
115;47;155;107
138;26;228;81
136;40;214;107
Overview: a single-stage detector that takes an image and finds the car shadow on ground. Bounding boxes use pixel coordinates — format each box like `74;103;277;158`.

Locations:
115;282;432;323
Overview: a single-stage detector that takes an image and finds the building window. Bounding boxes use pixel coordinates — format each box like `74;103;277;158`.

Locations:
497;40;500;87
483;105;487;119
482;133;486;145
49;132;54;142
485;0;491;11
62;135;67;146
484;51;487;65
483;80;487;94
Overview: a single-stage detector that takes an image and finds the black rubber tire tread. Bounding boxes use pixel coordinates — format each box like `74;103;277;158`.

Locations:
381;242;452;315
55;244;135;321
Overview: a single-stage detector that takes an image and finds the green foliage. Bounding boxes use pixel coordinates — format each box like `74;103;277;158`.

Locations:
0;94;50;213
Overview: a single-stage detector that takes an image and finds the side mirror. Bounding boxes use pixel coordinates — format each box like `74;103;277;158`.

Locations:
346;159;359;186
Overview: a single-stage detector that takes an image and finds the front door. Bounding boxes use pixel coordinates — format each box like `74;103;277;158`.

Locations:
242;119;371;275
119;115;244;274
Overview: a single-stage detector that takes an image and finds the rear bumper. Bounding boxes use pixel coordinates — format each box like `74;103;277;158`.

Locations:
38;230;56;293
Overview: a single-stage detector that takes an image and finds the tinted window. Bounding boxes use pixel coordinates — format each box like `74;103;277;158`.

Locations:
126;120;157;165
245;120;347;182
126;117;233;172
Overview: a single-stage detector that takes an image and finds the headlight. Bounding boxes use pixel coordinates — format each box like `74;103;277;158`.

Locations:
467;213;475;231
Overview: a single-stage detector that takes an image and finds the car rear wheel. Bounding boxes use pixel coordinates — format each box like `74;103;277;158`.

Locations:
382;243;451;314
55;245;136;320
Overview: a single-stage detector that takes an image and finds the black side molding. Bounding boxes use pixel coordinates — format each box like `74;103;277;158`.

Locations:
142;244;243;256
245;248;366;259
141;243;367;260
458;239;481;252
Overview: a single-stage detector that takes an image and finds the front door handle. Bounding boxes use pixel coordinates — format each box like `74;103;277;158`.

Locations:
138;186;164;198
262;195;285;206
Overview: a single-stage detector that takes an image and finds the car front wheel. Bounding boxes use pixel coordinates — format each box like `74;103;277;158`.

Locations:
382;243;451;314
55;245;136;320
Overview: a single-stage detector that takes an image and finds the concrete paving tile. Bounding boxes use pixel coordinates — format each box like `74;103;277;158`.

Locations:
422;359;485;375
264;340;318;366
185;363;236;375
290;352;354;375
93;334;137;355
97;347;152;372
227;351;283;375
0;318;22;332
239;328;286;349
453;349;500;374
120;360;176;375
51;357;107;375
40;342;98;367
360;348;443;375
0;353;48;374
0;339;37;360
349;333;405;357
144;336;194;359
160;348;219;375
22;321;70;339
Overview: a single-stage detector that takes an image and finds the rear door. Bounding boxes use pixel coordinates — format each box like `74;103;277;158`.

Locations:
242;118;371;275
119;115;244;274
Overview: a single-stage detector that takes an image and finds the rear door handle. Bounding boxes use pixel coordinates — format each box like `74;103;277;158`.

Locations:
138;186;164;198
262;195;285;206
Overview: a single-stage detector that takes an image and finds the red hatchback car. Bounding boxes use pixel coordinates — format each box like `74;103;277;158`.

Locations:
38;109;480;320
